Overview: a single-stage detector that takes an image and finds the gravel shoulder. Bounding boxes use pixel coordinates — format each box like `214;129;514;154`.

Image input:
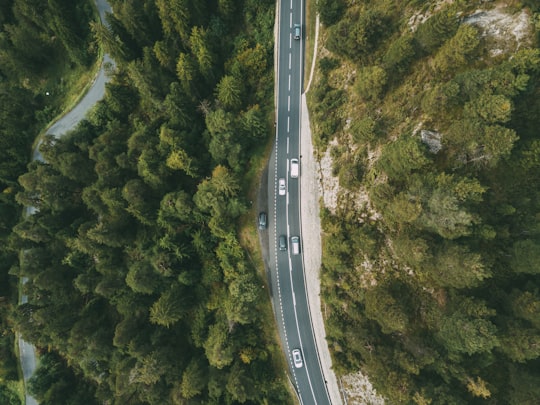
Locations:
299;93;343;405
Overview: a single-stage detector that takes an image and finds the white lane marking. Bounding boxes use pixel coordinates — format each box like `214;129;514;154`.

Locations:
287;137;289;154
288;75;291;91
293;292;296;307
287;116;290;133
290;0;292;10
289;53;291;70
274;111;293;386
290;13;292;28
288;95;290;112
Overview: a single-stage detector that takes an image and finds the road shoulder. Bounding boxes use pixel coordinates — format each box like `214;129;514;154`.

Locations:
299;93;343;405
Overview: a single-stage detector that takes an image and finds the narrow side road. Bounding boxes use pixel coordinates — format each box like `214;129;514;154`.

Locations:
18;2;113;404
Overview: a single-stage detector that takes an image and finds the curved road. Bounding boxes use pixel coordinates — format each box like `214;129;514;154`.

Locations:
267;0;332;403
18;1;113;404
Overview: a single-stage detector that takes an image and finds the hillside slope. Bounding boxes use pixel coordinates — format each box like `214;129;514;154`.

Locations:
310;0;540;403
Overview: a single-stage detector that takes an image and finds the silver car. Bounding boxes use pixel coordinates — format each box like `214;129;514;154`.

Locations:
294;24;301;40
292;349;303;368
279;178;286;195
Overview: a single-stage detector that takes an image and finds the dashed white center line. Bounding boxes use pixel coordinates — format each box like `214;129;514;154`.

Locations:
289;13;292;28
287;136;289;153
288;75;291;91
287;116;290;133
289;53;291;70
288;95;290;112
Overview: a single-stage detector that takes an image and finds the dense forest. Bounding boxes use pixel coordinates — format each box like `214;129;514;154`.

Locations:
0;0;97;402
312;0;540;403
2;0;291;404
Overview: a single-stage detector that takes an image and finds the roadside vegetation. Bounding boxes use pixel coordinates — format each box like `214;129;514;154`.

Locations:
5;0;291;404
311;0;540;403
0;1;98;403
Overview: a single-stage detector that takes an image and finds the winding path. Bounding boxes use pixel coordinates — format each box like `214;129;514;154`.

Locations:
18;1;113;403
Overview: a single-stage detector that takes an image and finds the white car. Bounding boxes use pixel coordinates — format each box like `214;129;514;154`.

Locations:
290;158;299;178
291;236;300;255
279;178;286;195
292;349;303;368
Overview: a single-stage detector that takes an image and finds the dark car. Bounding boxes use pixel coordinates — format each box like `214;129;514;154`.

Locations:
279;235;287;251
258;212;267;230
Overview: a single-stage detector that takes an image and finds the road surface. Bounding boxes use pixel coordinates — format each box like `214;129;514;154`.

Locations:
266;0;332;403
18;1;113;404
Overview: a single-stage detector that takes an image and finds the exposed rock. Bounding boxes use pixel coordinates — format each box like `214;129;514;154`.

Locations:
421;129;443;153
464;7;533;56
342;371;385;405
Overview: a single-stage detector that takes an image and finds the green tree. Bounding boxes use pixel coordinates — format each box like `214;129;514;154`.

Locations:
47;0;91;65
351;116;377;144
204;321;234;369
485;124;518;158
511;239;540;274
327;8;388;61
500;326;540;362
181;358;207;399
510;289;540;328
508;366;540;405
189;26;215;79
156;0;191;41
316;0;346;26
364;286;408;334
240;105;266;140
428;243;490;288
157;191;194;231
149;287;185;328
226;363;256;403
176;52;198;96
384;191;423;226
130;352;166;385
465;93;513;124
225;274;260;324
415;5;459;53
216;75;242;110
383;34;415;75
436;298;498;355
126;260;159;295
377;136;429;181
355;65;387;101
431;25;480;76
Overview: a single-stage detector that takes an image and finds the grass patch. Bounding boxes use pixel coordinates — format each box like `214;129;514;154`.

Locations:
31;52;103;154
304;0;318;91
238;136;273;274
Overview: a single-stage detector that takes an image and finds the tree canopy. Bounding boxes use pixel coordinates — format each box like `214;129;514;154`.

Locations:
5;0;289;403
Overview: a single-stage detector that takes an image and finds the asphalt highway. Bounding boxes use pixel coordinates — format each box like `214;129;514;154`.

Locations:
267;0;332;403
